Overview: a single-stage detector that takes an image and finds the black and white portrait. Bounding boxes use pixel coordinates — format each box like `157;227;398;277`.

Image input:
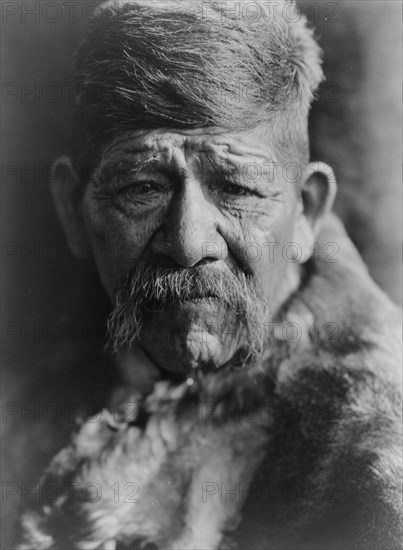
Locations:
2;1;402;548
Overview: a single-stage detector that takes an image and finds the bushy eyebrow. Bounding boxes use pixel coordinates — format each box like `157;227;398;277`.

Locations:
101;147;235;178
98;155;160;179
94;154;185;190
204;154;271;180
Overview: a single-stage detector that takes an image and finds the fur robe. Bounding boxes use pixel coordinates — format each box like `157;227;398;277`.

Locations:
17;215;402;550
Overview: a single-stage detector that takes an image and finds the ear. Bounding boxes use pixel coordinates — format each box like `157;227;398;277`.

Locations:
50;156;91;259
292;162;337;263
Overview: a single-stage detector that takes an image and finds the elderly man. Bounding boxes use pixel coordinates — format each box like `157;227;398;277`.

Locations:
18;1;401;549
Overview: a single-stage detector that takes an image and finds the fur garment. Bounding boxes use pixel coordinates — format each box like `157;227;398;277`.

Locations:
17;215;402;550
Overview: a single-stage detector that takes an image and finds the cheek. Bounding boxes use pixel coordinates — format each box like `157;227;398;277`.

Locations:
82;197;161;296
228;198;297;294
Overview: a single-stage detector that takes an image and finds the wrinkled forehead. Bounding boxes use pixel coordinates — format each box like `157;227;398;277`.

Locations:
96;126;278;170
98;0;289;15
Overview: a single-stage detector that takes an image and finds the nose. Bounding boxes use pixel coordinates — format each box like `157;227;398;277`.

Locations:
150;179;226;267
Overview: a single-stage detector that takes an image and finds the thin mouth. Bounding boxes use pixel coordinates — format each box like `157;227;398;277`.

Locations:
180;295;221;302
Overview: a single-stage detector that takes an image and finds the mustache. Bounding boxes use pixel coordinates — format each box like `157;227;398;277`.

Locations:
106;257;266;355
124;259;256;303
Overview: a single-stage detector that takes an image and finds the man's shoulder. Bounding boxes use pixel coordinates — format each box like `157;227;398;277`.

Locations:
297;213;401;377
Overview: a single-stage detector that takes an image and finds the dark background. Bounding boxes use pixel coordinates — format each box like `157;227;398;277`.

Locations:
1;1;401;547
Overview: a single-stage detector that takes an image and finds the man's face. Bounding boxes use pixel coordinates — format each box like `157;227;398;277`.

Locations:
80;124;304;374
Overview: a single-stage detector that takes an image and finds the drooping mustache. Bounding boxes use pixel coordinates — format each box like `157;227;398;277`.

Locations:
106;258;266;355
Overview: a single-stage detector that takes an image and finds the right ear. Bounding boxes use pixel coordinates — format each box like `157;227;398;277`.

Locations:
50;156;90;259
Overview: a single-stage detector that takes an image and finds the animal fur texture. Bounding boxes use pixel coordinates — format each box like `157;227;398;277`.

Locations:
17;215;402;550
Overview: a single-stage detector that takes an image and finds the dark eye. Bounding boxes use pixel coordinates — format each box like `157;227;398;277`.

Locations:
221;182;253;196
119;181;161;196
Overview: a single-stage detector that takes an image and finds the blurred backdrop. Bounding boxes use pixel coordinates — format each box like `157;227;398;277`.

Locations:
1;1;402;547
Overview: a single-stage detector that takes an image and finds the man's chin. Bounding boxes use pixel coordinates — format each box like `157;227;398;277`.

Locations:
140;331;238;375
138;301;242;375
